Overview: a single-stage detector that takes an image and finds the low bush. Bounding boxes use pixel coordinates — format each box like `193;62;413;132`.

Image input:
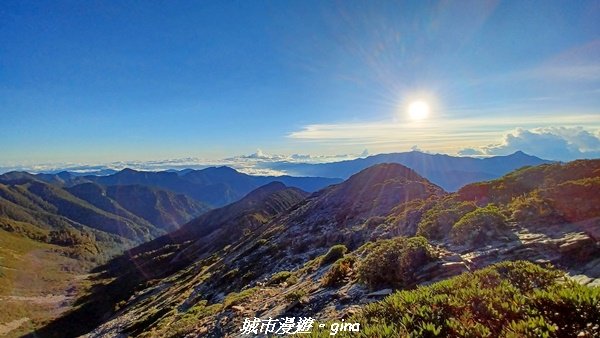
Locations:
320;244;348;266
417;200;477;240
508;192;560;225
161;301;223;338
322;255;356;287
284;289;307;303
268;271;292;285
357;236;436;289
451;204;509;246
343;261;599;338
223;287;257;308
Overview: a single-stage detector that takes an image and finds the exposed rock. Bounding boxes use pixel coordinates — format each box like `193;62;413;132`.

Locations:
587;279;600;288
366;289;393;297
444;254;462;262
230;305;245;312
582;258;600;277
570;275;594;285
559;233;598;261
340;306;360;319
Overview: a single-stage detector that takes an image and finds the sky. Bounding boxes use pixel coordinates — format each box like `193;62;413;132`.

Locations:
1;0;599;169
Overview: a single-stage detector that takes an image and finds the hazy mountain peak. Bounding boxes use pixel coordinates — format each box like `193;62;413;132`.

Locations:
346;162;422;183
247;181;287;193
505;150;537;159
115;168;141;176
202;166;239;173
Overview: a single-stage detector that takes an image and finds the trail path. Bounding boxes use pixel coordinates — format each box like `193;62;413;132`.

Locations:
0;318;29;336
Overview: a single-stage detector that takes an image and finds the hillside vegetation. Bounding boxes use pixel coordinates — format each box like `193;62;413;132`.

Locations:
10;160;600;337
317;261;599;337
0;174;211;336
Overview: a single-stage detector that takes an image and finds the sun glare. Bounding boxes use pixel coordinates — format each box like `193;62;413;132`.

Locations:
408;101;430;121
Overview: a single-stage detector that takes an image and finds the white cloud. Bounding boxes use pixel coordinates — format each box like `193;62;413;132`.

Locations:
457;148;484;156
287;114;600;155
462;127;600;161
3;126;599;176
0;150;364;176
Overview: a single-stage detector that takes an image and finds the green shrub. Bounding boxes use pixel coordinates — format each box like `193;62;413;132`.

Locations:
417;200;477;240
320;244;348;266
222;268;239;280
357;236;436;289
542;177;600;222
284;289;307;303
322;256;356;287
223;287;257;308
451;204;509;246
268;271;292;285
364;216;387;229
164;301;223;338
529;283;600;336
508;192;559;225
343;261;599;338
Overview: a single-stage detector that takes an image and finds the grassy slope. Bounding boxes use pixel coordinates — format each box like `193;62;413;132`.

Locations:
0;230;92;337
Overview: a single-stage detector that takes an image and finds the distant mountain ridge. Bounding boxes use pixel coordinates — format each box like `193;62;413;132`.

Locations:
269;150;552;191
29;166;342;207
0;174;209;260
3;151;551;197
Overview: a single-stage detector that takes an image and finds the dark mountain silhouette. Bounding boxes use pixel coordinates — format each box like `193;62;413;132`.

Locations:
31;166;341;207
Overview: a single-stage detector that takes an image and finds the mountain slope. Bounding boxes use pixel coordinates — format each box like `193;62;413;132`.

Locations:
34;160;600;338
0;175;212;336
33;182;309;337
66;183;209;232
271;150;551;191
71;166;341;207
0;178;158;243
120;181;310;279
271;163;445;252
0;174;211;255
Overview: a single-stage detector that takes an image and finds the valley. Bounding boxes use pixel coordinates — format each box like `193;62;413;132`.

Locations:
0;230;92;337
0;164;344;336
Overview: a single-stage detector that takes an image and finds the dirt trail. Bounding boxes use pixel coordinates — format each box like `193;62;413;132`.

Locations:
0;317;30;336
1;294;69;305
0;246;91;336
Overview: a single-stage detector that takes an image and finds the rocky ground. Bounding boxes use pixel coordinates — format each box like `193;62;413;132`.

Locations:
80;217;599;338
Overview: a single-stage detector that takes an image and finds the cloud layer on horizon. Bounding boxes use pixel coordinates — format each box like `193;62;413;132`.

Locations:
2;126;599;175
458;127;600;161
0;151;366;176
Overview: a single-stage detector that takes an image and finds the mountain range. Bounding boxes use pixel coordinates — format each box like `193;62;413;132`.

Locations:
1;152;597;337
30;159;600;337
0;173;209;258
268;150;551;191
31;166;342;207
5;151;551;198
0;166;344;259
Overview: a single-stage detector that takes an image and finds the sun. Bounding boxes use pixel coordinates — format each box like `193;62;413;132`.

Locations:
408;101;430;121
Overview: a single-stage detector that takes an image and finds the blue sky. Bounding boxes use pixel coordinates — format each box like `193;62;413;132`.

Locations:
1;0;599;166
